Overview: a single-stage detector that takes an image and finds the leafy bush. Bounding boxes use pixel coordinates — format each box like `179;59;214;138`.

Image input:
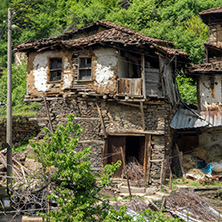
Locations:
31;114;121;221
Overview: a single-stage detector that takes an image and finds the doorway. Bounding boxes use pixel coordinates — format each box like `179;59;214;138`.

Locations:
106;135;145;177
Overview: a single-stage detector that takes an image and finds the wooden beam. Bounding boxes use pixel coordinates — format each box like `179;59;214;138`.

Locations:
96;102;107;138
117;101;147;108
140;101;145;130
146;135;152;183
107;129;164;135
141;54;146;99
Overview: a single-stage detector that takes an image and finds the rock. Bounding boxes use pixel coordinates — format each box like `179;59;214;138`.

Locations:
146;187;157;195
24;158;42;172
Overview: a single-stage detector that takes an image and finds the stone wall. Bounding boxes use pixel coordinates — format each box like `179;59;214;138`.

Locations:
0;116;40;149
35;98;175;185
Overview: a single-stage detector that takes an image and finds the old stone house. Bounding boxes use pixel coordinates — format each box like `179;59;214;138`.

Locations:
171;7;222;168
14;21;190;185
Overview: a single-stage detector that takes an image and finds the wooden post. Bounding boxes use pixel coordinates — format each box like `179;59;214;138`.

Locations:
175;144;186;179
143;135;148;176
96;102;107;138
169;165;172;190
120;146;132;200
43;93;53;133
146;135;152;183
141;54;146;99
140;101;145;130
160;159;164;187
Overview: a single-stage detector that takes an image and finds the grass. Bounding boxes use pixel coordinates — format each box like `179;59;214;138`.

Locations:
99;194;118;202
170;178;222;189
0;110;37;119
12;136;35;153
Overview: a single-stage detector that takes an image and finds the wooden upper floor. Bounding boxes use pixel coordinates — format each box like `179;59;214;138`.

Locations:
14;21;190;105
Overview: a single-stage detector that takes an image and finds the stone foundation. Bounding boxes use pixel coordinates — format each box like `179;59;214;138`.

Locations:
35;97;175;185
0;116;40;149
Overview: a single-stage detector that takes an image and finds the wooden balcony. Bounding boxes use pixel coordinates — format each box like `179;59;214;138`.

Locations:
117;78;142;96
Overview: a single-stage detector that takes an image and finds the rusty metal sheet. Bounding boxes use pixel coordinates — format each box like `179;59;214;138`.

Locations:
170;107;222;129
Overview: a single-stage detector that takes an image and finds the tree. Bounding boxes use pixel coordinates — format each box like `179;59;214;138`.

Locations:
31;114;121;221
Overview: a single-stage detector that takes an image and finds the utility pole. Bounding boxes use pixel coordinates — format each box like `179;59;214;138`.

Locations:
7;8;12;193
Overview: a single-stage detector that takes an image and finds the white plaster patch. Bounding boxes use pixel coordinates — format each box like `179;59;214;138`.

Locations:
63;57;70;69
33;51;70;92
94;48;117;86
62;74;73;90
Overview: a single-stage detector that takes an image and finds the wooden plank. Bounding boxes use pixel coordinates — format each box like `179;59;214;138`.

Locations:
120;146;132;200
107;136;125;177
96;102;107;138
146;135;152;183
43;93;54;133
143;135;148;176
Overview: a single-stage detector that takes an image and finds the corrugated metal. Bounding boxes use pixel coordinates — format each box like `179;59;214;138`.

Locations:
170;107;222;129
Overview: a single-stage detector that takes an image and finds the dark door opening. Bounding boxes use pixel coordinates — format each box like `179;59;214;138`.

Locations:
106;135;145;177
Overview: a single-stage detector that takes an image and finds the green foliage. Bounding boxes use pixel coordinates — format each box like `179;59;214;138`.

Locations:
177;73;197;104
0;61;40;116
104;206;183;222
1;0;222;108
141;209;183;221
31;114;121;221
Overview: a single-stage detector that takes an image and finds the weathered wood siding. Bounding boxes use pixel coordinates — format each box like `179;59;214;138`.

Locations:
117;78;142;95
145;68;162;97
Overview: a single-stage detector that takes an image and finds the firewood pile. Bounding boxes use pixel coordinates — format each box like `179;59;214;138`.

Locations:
199;175;222;184
124;197;148;212
165;191;221;222
0;148;49;216
0;148;30;184
123;157;145;180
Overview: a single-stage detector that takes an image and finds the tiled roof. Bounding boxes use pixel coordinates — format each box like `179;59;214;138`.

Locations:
153;44;188;57
14;28;189;60
204;42;222;51
188;61;222;74
199;7;222;25
199;7;222;15
62;21;173;45
13;21;190;61
14;21;174;51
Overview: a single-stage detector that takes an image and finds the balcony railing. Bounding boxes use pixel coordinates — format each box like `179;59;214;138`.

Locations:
117;78;142;96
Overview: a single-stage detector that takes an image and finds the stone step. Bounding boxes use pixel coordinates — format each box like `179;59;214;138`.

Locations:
119;186;146;194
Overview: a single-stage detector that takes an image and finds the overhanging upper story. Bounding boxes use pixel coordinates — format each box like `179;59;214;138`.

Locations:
14;21;191;105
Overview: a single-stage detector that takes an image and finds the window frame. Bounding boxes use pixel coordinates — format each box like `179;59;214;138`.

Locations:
48;57;63;82
78;56;92;81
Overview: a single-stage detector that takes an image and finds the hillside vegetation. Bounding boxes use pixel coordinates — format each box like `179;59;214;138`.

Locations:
0;0;221;108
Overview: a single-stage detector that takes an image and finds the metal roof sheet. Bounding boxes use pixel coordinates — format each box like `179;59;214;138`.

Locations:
170;107;222;129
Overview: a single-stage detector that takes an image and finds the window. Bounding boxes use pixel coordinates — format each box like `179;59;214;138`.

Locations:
79;57;92;80
49;58;62;81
